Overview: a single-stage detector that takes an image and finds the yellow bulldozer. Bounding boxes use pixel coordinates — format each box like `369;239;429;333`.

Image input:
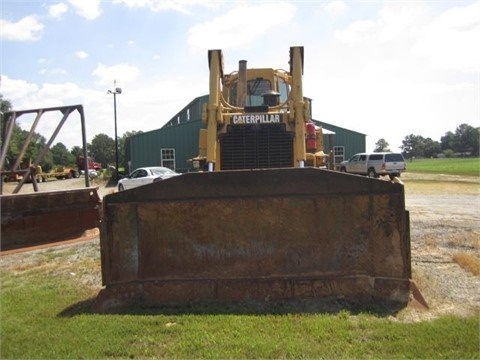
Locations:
97;47;417;310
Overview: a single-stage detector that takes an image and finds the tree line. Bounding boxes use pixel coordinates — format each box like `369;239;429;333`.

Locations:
375;123;479;158
0;94;141;173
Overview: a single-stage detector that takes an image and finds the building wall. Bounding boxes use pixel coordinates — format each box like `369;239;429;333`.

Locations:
313;120;366;163
128;120;202;173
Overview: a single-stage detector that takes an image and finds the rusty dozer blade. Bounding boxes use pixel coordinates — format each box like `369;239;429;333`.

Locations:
1;187;102;251
97;168;411;310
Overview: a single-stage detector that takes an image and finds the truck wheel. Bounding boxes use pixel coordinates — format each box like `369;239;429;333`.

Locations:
367;168;377;178
340;167;347;172
118;184;124;191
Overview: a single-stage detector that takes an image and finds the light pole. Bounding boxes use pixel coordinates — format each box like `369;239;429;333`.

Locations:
107;81;122;181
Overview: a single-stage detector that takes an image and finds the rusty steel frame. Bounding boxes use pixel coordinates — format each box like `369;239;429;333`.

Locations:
0;104;90;194
0;105;102;251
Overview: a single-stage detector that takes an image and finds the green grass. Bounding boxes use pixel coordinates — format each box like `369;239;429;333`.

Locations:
406;157;479;177
1;268;478;359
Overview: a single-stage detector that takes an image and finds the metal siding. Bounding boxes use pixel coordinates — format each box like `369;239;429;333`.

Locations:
313;120;365;159
127;95;209;172
129;120;202;172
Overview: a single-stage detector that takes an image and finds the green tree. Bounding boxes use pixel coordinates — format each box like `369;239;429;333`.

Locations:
89;133;115;168
401;134;425;159
119;130;143;170
70;146;83;157
440;124;479;156
51;142;75;166
455;123;479;156
401;135;441;159
423;137;441;158
440;131;456;152
2;124;47;170
0;93;12;113
374;138;390;152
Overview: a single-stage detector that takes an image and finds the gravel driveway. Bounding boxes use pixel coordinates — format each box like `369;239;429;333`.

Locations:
401;173;479;321
1;172;479;321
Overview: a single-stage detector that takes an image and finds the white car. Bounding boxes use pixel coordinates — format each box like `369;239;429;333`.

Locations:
117;166;180;191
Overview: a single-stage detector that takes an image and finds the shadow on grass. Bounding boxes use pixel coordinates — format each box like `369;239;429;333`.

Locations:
58;296;405;318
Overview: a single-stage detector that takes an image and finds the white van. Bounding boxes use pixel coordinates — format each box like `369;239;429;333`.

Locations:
339;152;406;179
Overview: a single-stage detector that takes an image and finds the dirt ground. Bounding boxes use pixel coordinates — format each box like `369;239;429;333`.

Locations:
1;172;479;321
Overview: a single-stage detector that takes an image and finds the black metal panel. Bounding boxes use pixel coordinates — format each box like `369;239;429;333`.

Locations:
244;105;268;113
219;124;294;170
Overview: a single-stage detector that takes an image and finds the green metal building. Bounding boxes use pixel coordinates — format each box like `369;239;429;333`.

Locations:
125;95;365;173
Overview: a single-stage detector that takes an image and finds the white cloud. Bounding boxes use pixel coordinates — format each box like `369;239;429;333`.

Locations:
412;2;480;72
324;1;348;17
188;2;296;49
49;3;69;19
69;0;102;20
335;3;424;45
75;50;89;59
1;76;106;146
39;68;68;76
306;2;479;152
2;72;207;148
1;1;476;153
92;63;140;86
0;16;44;41
0;76;39;100
113;0;218;14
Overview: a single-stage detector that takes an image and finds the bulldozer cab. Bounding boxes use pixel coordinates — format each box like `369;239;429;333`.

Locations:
224;69;289;108
197;47;316;172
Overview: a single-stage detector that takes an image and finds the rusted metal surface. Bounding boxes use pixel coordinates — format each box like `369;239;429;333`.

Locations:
97;168;411;309
1;187;102;251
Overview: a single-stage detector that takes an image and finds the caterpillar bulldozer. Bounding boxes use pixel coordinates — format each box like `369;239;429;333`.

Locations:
97;47;417;310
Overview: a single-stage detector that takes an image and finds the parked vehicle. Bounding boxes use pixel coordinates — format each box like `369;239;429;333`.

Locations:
3;162;78;183
117;166;180;191
339;152;406;179
76;155;102;172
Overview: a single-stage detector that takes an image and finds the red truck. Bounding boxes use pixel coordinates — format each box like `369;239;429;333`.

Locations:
76;155;102;173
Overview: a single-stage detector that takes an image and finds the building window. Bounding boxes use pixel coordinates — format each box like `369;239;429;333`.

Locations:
161;148;175;170
333;146;345;165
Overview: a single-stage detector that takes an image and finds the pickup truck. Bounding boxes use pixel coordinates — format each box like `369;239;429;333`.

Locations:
339;152;406;179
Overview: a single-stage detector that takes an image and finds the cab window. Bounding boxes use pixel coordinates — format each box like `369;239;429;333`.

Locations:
228;79;272;106
278;78;289;103
246;79;272;106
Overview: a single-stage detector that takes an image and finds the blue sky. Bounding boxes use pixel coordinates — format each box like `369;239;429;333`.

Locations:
1;0;478;152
